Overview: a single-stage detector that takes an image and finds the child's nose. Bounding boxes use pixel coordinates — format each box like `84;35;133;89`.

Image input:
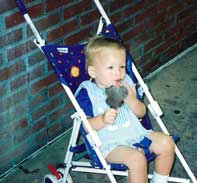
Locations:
114;68;121;77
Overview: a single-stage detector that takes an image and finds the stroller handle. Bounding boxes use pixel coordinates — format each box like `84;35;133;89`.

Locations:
15;0;27;15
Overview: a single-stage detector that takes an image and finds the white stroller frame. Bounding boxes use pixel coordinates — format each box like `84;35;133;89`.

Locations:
15;0;196;183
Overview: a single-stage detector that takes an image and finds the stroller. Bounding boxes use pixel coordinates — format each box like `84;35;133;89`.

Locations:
15;0;196;183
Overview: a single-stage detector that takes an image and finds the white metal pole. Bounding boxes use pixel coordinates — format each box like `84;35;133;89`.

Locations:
93;0;111;25
24;14;45;47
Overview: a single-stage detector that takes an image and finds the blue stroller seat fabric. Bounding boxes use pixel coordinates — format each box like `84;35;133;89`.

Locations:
42;44;89;93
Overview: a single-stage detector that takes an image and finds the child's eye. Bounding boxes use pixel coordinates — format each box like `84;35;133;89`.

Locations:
120;65;126;69
107;66;113;69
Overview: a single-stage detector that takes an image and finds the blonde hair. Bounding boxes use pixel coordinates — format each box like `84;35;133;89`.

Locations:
85;35;125;67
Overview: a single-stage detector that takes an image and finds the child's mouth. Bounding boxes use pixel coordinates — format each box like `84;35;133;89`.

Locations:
113;79;122;86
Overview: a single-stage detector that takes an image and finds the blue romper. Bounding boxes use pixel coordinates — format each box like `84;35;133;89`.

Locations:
75;75;152;157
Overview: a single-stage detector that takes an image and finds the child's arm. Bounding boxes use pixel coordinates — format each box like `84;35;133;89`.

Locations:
76;87;117;131
123;84;146;118
88;108;117;131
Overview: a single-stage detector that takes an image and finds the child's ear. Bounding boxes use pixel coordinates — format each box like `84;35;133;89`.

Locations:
88;65;96;78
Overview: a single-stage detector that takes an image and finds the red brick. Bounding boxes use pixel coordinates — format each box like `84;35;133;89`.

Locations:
155;34;180;56
1;118;28;139
179;32;197;51
109;1;132;10
47;19;78;42
27;12;60;36
135;5;158;24
7;40;36;61
0;83;6;97
143;0;158;6
28;51;45;66
32;118;46;132
33;129;48;147
48;97;63;112
110;11;124;24
0;29;22;49
138;52;153;65
6;4;42;28
49;106;66;122
29;91;47;109
47;123;61;140
80;9;100;27
125;1;144;17
64;1;92;20
141;56;160;75
165;25;177;39
31;103;49;121
0;53;3;65
0;89;28;113
134;31;153;45
30;73;57;95
0;61;25;81
157;0;176;11
135;11;146;24
17;119;28;128
154;18;174;35
116;18;134;35
48;82;63;97
0;0;16;14
177;6;196;23
122;23;145;41
10;73;27;91
46;0;71;12
9;119;29;134
65;27;92;44
167;3;184;16
164;44;179;59
144;36;163;52
28;64;45;81
64;102;73;112
130;47;143;60
144;12;166;29
176;25;193;43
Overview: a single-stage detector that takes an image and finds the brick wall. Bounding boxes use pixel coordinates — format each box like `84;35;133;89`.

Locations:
0;0;196;176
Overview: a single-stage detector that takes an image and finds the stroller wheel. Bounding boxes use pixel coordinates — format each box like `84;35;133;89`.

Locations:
43;174;58;183
57;168;64;177
57;168;73;183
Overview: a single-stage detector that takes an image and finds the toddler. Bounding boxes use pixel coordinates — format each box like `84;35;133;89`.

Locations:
75;36;175;183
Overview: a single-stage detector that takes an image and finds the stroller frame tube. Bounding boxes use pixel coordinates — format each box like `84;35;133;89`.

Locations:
23;14;45;48
15;0;45;48
15;0;196;182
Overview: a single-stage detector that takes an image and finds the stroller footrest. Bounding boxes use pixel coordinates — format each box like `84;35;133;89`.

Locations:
70;144;86;153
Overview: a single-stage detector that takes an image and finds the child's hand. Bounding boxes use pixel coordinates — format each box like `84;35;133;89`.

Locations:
103;108;117;124
122;83;146;117
123;83;137;105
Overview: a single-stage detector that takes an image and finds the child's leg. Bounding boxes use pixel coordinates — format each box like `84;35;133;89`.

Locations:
106;146;148;183
148;132;175;182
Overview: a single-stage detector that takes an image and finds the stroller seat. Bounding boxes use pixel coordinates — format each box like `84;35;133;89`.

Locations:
42;24;180;183
15;0;196;182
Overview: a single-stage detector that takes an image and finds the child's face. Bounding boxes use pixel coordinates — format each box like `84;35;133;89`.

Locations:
88;47;126;88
